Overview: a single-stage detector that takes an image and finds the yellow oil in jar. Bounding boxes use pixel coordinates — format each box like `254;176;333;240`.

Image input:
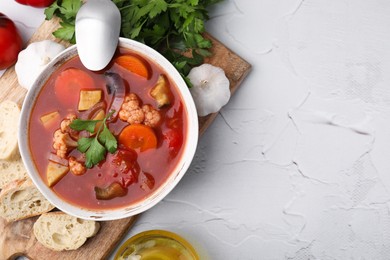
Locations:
115;230;199;260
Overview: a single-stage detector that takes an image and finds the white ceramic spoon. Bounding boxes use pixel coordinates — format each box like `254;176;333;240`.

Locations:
75;0;121;71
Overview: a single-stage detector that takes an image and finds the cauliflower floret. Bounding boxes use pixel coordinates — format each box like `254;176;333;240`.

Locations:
122;93;140;110
60;113;78;139
52;129;77;158
125;108;144;125
119;93;162;127
60;113;76;132
119;93;145;124
69;157;86;175
142;104;161;127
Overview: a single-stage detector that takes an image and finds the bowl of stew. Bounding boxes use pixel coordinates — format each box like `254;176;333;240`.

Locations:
18;38;198;220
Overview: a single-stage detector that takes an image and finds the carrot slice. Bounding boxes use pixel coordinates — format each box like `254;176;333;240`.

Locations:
114;55;150;79
119;124;157;152
54;68;95;107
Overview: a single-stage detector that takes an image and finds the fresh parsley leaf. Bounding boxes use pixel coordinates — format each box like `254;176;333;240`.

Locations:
85;139;106;168
196;48;212;57
194;34;211;48
173;61;188;70
53;22;76;43
70;119;99;133
129;24;144;39
131;0;148;5
182;74;193;88
44;1;60;20
70;111;117;168
189;0;199;5
193;17;205;33
99;125;117;153
59;0;81;21
148;0;168;19
77;137;94;153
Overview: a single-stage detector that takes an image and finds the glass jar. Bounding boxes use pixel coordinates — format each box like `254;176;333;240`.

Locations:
115;230;200;260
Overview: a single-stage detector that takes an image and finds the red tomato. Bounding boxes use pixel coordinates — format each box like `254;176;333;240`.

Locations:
102;148;140;188
164;129;183;158
164;103;184;158
54;68;96;107
15;0;55;8
0;13;23;70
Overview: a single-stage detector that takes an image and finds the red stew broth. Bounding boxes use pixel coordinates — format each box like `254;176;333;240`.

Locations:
29;48;187;210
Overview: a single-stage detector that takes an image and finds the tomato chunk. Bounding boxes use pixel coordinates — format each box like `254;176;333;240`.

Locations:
164;103;184;158
119;124;157;152
54;68;95;107
102;148;140;188
164;129;183;158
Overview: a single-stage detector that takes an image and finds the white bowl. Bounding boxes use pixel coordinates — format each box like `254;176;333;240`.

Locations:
18;38;198;221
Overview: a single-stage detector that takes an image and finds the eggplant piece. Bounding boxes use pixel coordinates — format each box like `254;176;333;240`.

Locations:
150;74;172;108
94;182;127;200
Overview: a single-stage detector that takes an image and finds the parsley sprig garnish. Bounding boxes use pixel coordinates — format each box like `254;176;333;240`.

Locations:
70;111;117;168
45;0;224;86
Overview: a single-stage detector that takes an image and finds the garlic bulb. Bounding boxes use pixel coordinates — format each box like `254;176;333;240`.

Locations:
15;40;65;90
187;63;230;117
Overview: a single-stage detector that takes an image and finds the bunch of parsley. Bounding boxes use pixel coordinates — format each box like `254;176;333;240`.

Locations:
44;0;223;86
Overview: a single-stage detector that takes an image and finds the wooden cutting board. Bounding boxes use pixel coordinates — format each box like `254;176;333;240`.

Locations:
0;17;251;260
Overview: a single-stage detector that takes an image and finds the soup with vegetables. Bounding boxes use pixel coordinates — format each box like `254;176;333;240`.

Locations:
29;48;187;210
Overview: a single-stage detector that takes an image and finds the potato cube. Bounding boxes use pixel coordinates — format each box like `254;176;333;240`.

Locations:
78;90;102;111
40;111;60;128
46;161;69;187
93;109;105;120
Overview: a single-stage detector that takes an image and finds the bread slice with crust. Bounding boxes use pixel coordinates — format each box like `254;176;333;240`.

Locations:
33;211;100;251
0;157;28;189
0;100;20;160
0;178;54;222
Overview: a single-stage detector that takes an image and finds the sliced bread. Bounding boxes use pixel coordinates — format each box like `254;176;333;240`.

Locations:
33;211;100;251
0;100;20;160
0;178;54;222
0;158;28;189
